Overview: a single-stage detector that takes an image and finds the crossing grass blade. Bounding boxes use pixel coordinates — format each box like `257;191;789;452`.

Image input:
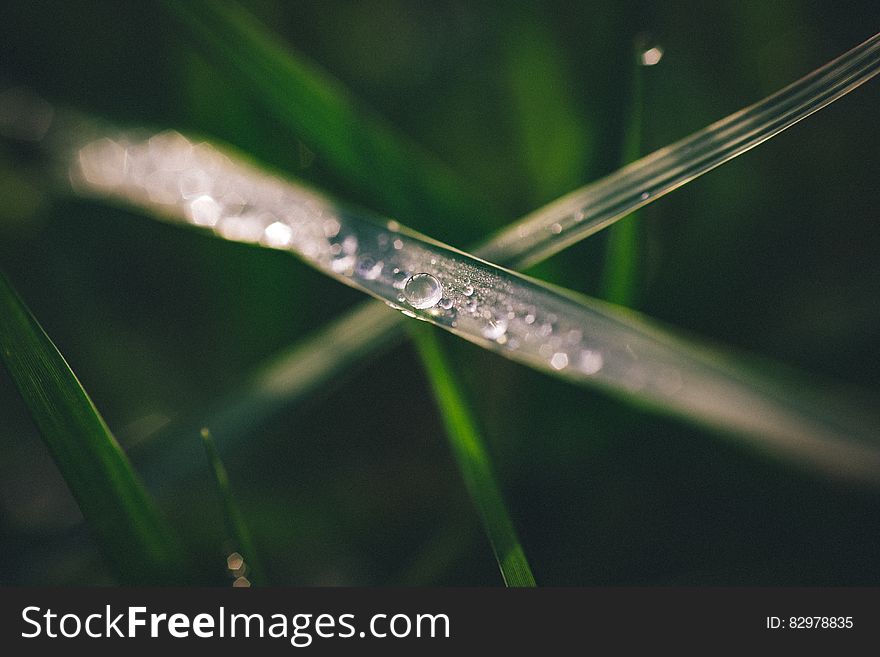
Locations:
0;271;185;584
409;324;536;587
200;427;267;586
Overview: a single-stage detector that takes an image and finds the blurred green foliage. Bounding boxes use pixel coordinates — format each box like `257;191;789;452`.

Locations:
0;0;879;585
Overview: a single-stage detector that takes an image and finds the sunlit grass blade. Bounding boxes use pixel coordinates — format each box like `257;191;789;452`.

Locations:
200;427;267;586
601;40;650;306
159;0;493;236
29;29;880;476
0;271;185;583
54;32;878;471
481;31;880;269
69;126;880;486
410;324;536;587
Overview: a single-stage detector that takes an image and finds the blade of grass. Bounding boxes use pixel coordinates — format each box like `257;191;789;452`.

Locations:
73;128;880;485
81;31;880;463
409;323;536;587
0;271;185;583
480;31;880;268
200;427;267;586
601;39;650;306
159;0;494;239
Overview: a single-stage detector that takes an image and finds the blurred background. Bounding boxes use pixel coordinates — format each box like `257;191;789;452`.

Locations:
1;0;879;585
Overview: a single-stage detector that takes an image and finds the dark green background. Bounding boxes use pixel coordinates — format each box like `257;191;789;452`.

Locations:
1;0;878;585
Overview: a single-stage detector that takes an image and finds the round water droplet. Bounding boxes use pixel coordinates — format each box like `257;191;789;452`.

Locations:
463;283;474;296
439;297;453;310
323;218;341;238
403;273;443;309
392;238;404;250
342;235;358;254
481;317;508;340
579;350;604;375
355;256;383;280
331;254;356;274
550;352;569;370
640;45;664;66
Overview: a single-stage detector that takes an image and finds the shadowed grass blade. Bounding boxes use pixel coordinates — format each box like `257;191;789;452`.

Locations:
0;271;185;583
410;324;536;587
160;0;493;237
200;427;267;586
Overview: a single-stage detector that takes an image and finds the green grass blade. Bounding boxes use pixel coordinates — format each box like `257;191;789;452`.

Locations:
0;271;184;583
200;427;267;586
601;42;647;306
500;6;593;204
160;0;493;237
94;33;878;458
72;127;880;486
409;324;536;587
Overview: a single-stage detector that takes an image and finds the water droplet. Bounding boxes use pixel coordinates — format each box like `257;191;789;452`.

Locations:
579;350;604;375
639;191;650;201
549;222;562;234
463;283;474;296
355;256;383;280
524;313;536;325
392;238;404;250
640;46;664;66
550;352;569;370
331;254;356;274
403;273;443;309
342;235;358;254
481;317;508;340
329;243;342;255
323;217;341;238
189;195;221;226
262;221;293;247
438;297;453;310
